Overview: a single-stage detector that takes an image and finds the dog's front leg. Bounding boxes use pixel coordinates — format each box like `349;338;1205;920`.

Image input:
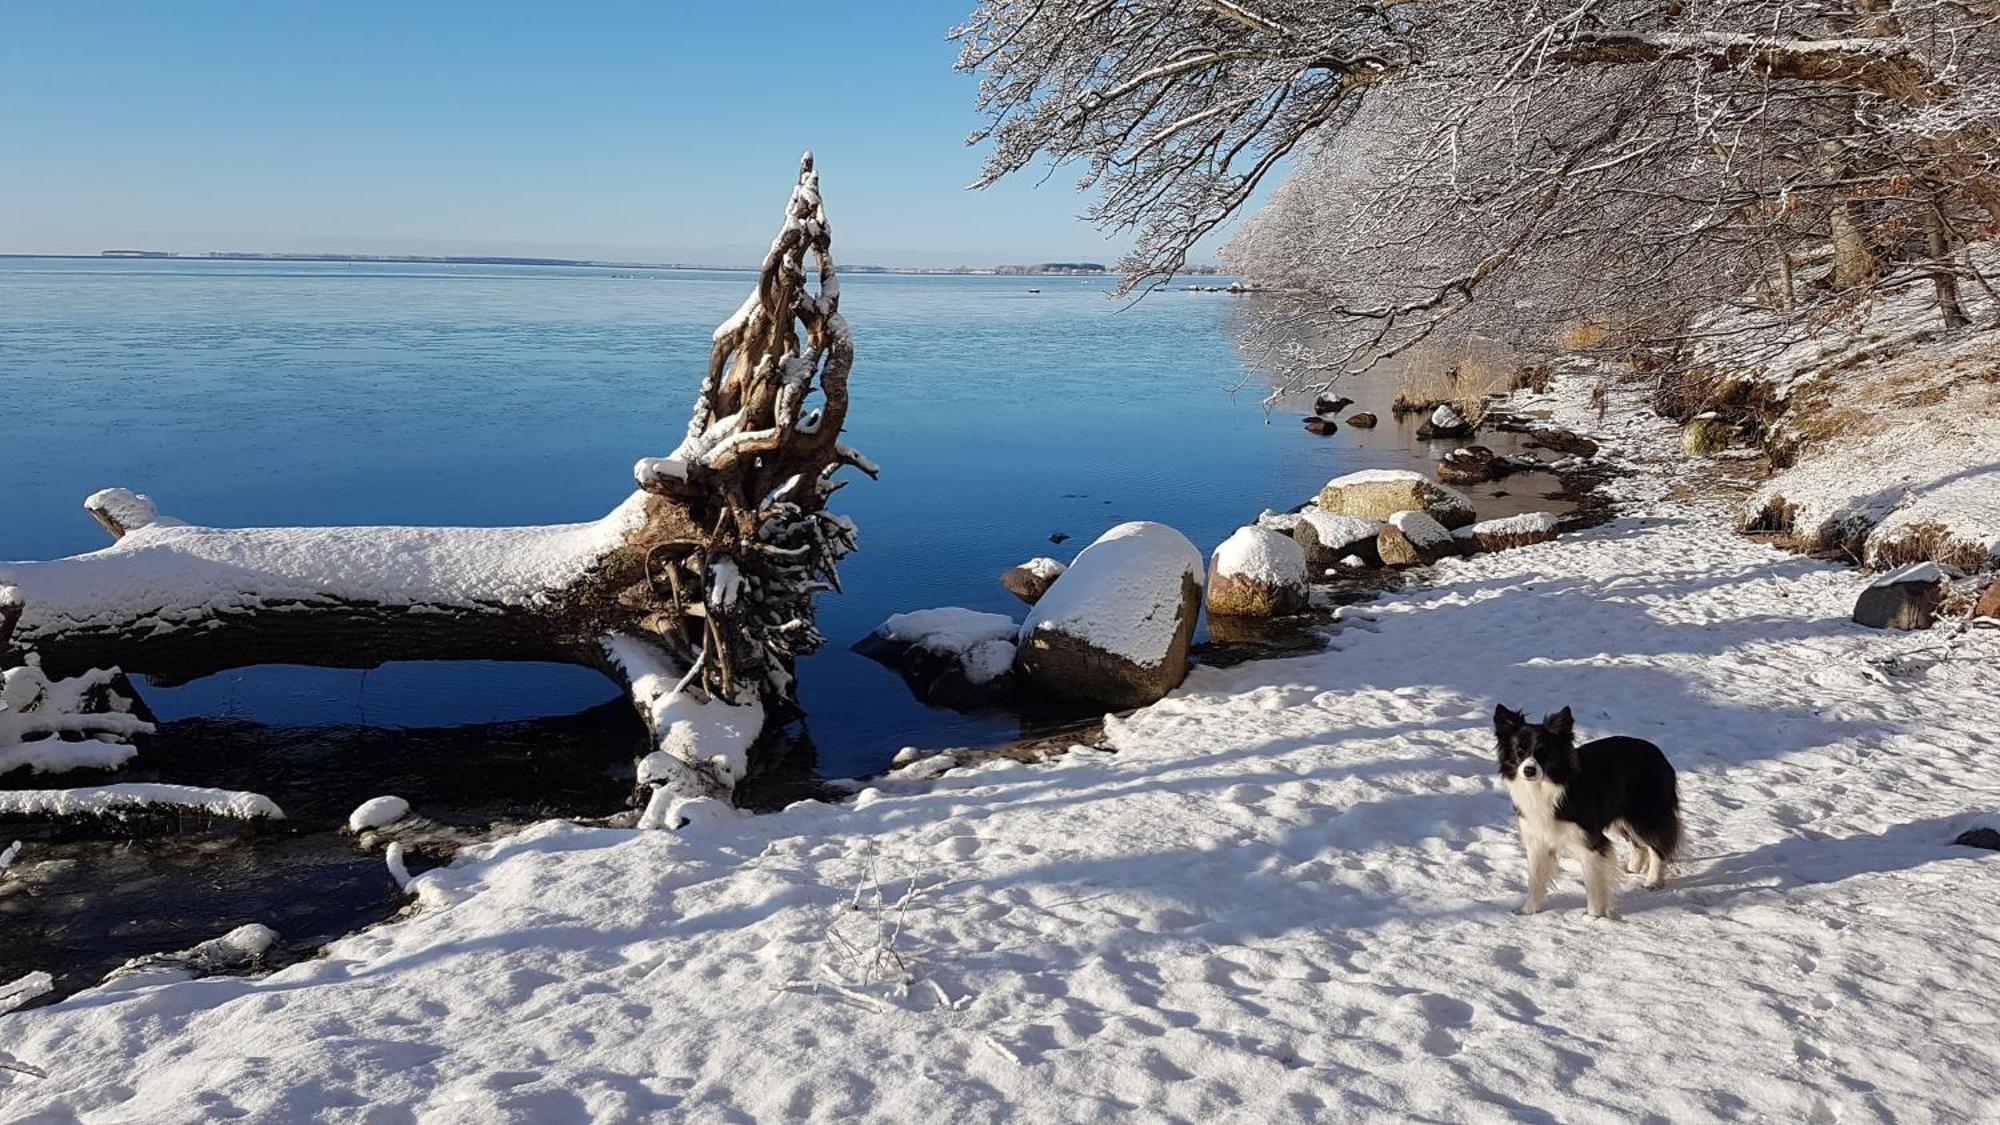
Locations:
1520;845;1557;915
1583;846;1620;918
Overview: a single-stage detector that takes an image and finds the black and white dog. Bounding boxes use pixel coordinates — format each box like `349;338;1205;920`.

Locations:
1494;705;1682;917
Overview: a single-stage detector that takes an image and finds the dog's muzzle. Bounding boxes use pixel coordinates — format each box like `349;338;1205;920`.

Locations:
1518;762;1540;780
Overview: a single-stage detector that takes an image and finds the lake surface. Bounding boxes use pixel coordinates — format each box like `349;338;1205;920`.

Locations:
3;258;1551;779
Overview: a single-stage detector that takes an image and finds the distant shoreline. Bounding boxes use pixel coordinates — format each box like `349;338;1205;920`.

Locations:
0;251;1221;278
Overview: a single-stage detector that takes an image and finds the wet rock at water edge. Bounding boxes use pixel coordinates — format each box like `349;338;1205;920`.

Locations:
856;607;1020;708
1313;394;1354;416
1955;826;2000;850
1303;415;1338;435
1524;426;1599;459
1015;522;1203;709
1001;557;1067;606
1852;562;1945;630
1207;526;1308;618
1437;445;1512;485
1416;403;1473;439
1345;411;1379;429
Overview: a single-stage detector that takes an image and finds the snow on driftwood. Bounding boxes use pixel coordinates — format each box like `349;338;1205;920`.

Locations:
604;634;764;802
0;644;153;777
0;784;283;822
2;493;651;647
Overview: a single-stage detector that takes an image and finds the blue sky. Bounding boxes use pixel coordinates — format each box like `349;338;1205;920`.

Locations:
0;1;1243;267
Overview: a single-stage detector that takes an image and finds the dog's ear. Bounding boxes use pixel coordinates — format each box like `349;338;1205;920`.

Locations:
1546;706;1574;738
1493;705;1524;737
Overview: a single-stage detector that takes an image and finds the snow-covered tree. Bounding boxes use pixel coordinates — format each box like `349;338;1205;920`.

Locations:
957;0;2000;379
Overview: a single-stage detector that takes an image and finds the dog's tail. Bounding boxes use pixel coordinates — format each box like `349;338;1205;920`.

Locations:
1650;771;1685;863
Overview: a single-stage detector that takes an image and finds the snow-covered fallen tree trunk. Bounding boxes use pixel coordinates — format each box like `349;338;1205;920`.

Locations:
0;155;869;803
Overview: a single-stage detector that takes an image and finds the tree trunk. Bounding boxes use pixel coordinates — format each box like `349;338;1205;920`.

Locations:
1925;202;1971;330
1;155;871;803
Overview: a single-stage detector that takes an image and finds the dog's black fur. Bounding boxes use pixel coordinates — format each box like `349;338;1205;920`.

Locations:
1494;705;1682;864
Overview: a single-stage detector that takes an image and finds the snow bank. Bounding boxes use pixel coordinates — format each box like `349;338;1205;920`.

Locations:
0;784;283;821
1019;521;1203;665
1;491;653;643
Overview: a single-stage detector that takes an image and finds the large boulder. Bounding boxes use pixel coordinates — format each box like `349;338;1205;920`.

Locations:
1015;522;1203;708
1206;526;1308;617
1377;510;1458;567
1000;557;1067;605
854;607;1020;708
1316;469;1476;529
1852;562;1945;630
1292;508;1384;570
1681;412;1734;456
1453;512;1561;553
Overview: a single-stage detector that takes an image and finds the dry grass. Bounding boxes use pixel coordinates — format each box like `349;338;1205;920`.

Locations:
1391;343;1520;421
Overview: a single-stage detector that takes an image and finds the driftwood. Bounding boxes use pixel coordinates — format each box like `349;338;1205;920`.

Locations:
0;155;871;801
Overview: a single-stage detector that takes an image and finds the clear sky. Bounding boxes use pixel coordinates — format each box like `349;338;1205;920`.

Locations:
0;1;1239;267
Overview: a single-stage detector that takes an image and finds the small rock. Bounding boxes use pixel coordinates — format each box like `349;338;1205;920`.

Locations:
1313;394;1354;415
1681;412;1735;456
1852;562;1945;630
1303;415;1338;435
1377;510;1458;567
1049;531;1070;545
1974;577;2000;620
1345;411;1379;428
1206;526;1308;617
1525;426;1599;458
1416;403;1473;439
1001;557;1067;605
346;796;410;833
1955;827;2000;850
855;607;1020;708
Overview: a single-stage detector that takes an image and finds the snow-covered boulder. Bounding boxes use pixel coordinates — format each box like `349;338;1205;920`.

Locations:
1416;403;1473;439
1377;511;1458;567
1015;522;1203;708
1206;527;1307;617
1000;557;1067;606
1316;469;1476;529
1313;393;1353;415
1454;512;1562;553
1852;562;1945;630
1681;412;1735;456
854;606;1019;709
1292;509;1383;570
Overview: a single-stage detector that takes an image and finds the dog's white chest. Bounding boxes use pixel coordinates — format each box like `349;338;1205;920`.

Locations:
1507;774;1588;854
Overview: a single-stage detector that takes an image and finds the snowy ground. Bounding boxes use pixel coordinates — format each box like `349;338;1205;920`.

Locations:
4;380;1999;1122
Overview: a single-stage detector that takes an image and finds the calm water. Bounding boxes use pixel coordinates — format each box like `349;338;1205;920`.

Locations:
2;258;1544;778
